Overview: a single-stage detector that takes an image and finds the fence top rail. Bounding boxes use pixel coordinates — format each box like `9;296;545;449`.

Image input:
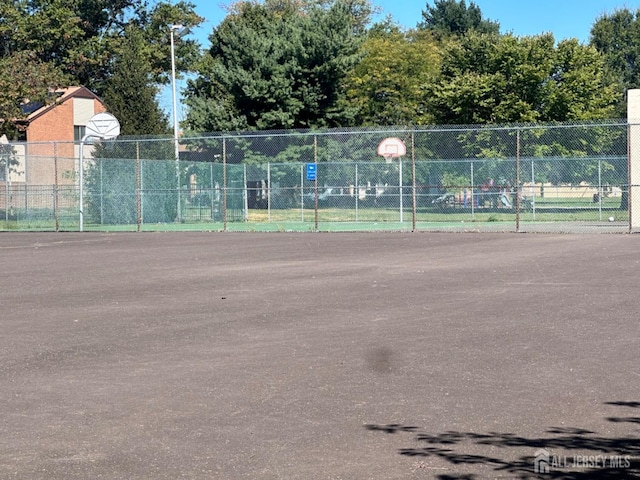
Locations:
182;155;630;166
180;121;629;140
4;120;629;149
9;154;628;167
412;155;627;164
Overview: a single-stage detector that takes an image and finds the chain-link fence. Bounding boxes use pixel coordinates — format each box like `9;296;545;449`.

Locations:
1;121;635;232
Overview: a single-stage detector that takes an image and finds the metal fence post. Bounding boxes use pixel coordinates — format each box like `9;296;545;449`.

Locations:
411;132;416;232
300;164;304;222
223;136;227;232
355;163;359;222
531;159;536;220
243;164;248;221
515;128;521;233
99;156;104;225
470;161;475;219
399;159;403;223
629;123;633;233
598;158;602;221
136;141;141;232
176;148;181;224
4;150;8;225
54;142;59;232
210;162;215;222
23;154;26;221
314;136;318;231
78;139;85;231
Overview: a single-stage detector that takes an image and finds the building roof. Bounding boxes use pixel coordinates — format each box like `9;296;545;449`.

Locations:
21;87;104;124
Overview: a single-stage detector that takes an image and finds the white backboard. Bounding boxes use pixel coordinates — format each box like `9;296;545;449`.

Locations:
86;112;120;140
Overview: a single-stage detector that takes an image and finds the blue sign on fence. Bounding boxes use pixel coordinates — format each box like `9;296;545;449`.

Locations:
306;163;317;181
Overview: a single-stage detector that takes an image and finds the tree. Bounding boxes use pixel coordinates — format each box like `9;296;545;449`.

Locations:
544;39;621;121
184;0;370;132
102;26;170;136
0;51;69;139
419;0;499;37
90;25;178;225
0;0;203;114
341;27;440;126
427;33;620;125
420;32;623;208
590;8;640;117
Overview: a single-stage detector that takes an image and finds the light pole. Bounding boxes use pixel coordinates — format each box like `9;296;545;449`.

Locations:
169;23;184;221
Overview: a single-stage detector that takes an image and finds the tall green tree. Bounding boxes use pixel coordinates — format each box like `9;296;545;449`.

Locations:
590;8;640;117
419;0;499;36
341;27;440;126
91;27;177;226
427;33;620;125
545;39;620;121
102;26;170;136
0;51;69;139
184;0;370;132
0;0;203;107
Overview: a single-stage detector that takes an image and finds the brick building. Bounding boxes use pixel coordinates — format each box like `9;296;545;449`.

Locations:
11;87;107;186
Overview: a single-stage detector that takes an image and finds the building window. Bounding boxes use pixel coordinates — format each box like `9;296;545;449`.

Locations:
74;125;86;142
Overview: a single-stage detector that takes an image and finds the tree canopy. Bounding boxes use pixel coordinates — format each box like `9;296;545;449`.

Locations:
340;28;440;126
590;8;640;116
184;0;369;132
102;26;171;136
427;33;620;124
419;0;500;37
182;0;624;133
0;0;632;140
0;51;69;139
0;0;203;91
0;0;202;137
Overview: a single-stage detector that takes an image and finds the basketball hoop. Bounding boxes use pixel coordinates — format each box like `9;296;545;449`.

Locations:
377;137;406;163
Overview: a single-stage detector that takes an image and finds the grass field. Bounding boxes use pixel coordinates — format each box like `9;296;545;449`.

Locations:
0;201;630;232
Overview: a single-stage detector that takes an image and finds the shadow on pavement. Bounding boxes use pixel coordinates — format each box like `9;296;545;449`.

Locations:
365;401;640;479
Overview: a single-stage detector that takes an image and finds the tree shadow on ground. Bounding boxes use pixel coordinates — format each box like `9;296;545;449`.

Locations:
365;401;640;479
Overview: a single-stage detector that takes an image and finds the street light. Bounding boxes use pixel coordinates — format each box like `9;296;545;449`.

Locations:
169;23;185;220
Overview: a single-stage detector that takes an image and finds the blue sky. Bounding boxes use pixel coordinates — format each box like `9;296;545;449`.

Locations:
188;0;628;45
163;0;633;119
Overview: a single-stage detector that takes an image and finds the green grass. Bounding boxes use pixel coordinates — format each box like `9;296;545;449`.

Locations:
1;201;630;232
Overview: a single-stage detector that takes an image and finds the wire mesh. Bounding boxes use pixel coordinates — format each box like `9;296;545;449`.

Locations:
0;122;632;232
